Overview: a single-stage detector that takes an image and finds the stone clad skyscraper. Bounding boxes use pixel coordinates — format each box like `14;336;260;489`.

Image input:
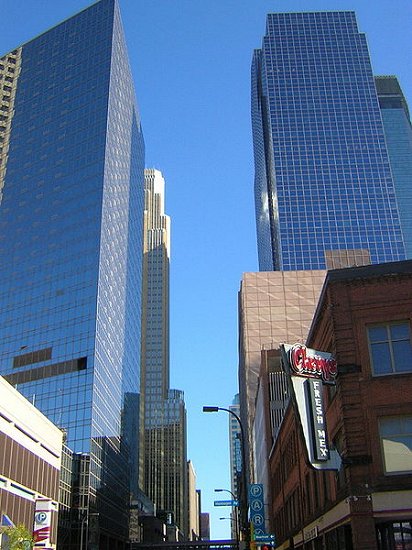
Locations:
0;1;145;548
141;169;187;536
251;11;406;272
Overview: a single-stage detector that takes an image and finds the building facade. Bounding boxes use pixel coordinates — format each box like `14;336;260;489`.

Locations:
375;76;412;260
0;376;63;549
0;1;145;548
238;270;326;485
267;260;412;550
187;461;200;541
229;393;241;540
141;169;187;536
229;395;241;498
242;12;412;520
251;11;406;271
200;513;210;541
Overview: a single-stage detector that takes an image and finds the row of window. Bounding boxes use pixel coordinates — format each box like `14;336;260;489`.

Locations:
355;321;412;475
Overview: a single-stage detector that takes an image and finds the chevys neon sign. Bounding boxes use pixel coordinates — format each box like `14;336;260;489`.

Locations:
289;344;337;383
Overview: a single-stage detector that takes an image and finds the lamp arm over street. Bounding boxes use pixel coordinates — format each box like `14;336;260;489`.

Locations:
203;406;250;549
215;488;236;499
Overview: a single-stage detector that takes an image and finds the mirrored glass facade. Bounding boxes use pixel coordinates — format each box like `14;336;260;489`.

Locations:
252;12;406;271
375;76;412;260
0;1;145;548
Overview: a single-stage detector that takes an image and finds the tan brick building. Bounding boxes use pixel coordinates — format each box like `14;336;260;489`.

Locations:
238;270;326;486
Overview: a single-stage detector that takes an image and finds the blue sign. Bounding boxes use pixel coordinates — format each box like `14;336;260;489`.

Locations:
250;499;263;512
1;514;15;527
249;483;263;499
214;500;238;507
249;483;265;537
255;534;276;541
234;438;242;472
306;378;330;461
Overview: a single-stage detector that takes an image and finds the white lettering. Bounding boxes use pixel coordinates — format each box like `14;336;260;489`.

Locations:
289;344;337;382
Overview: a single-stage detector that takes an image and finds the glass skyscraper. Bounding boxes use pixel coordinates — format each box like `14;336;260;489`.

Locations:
0;1;145;548
252;12;406;271
375;76;412;260
141;169;187;536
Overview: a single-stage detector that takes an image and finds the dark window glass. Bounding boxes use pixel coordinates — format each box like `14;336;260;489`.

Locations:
368;321;412;375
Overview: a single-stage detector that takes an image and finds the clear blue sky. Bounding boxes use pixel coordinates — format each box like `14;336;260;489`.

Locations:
1;0;411;540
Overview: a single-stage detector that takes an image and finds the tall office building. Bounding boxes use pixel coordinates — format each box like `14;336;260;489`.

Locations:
252;11;406;271
187;461;200;541
0;1;145;548
375;76;412;259
228;394;241;541
141;169;187;536
229;394;241;502
238;270;326;485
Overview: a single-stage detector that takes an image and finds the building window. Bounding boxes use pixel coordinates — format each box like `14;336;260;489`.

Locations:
367;321;412;375
379;416;412;474
376;521;412;549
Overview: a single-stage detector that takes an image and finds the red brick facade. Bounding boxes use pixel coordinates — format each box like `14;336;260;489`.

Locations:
266;261;412;550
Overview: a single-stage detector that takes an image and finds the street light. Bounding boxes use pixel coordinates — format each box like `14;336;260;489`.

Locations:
215;490;239;543
219;517;239;545
80;511;99;550
215;488;236;499
203;406;249;549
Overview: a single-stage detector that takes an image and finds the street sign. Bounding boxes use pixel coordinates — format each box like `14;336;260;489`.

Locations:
249;484;266;536
255;534;276;542
213;500;239;507
249;484;263;499
254;533;276;547
251;500;263;511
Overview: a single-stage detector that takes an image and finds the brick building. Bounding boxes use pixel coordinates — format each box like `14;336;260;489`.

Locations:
263;260;412;549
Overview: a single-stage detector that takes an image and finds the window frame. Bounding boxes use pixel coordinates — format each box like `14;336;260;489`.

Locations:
379;415;412;475
367;320;412;376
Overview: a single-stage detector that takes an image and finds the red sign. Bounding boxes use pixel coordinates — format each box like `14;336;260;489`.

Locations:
33;525;50;543
33;499;52;548
289;344;337;383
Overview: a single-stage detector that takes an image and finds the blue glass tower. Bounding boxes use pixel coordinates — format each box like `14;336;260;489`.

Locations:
252;12;406;271
375;76;412;260
0;1;144;548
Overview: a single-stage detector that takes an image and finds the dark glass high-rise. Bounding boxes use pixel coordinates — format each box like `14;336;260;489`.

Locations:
0;1;145;548
375;76;412;260
252;12;407;271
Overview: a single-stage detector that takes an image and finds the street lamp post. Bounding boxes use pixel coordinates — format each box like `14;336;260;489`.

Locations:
203;406;249;549
219;517;239;545
80;512;88;550
215;489;239;544
79;511;99;550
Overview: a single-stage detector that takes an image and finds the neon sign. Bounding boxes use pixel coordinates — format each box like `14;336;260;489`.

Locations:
289;344;337;383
